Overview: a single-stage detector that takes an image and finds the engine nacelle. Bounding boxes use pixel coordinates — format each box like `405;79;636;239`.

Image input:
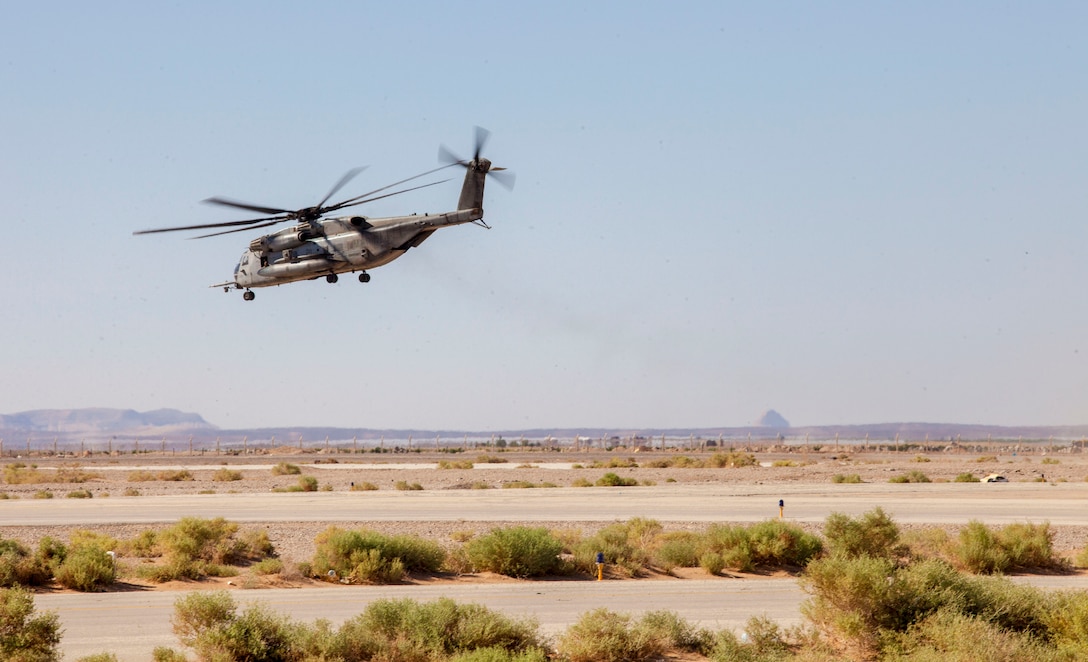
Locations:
249;231;310;254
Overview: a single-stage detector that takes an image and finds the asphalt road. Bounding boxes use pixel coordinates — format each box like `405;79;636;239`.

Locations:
38;574;1088;661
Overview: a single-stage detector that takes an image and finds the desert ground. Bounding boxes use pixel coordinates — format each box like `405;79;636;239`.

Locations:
3;442;1088;569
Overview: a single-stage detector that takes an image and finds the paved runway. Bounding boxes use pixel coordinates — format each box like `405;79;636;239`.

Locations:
7;482;1088;526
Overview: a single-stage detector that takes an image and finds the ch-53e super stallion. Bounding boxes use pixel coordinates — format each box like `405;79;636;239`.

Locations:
134;128;512;301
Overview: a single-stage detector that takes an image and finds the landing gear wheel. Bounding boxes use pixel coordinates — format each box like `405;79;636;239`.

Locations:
326;274;339;284
243;290;255;301
358;273;371;283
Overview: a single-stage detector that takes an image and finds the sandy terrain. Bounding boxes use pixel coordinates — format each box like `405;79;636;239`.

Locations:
3;446;1088;575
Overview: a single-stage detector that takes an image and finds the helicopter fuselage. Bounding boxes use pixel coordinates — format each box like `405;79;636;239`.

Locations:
228;207;482;290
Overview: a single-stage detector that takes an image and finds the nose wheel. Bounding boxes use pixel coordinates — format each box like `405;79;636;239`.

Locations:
358;272;371;283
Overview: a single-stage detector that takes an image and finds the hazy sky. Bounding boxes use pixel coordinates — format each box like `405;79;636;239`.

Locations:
2;2;1085;430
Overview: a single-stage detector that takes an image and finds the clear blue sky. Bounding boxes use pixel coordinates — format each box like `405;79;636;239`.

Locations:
2;2;1085;430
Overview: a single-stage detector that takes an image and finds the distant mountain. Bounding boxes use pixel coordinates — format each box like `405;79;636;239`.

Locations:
0;408;215;437
2;408;1087;447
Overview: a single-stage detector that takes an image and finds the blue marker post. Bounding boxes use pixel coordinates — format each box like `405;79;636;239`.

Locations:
596;552;605;581
778;499;784;519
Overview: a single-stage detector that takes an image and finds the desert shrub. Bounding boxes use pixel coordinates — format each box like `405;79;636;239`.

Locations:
772;460;797;467
708;616;792;662
706;452;758;468
297;475;318;492
157;470;193;482
330;597;542;661
890;470;931;483
465;527;563;578
75;654;118;662
890;608;1058;661
823;508;902;560
66;489;93;499
746;519;822;567
123;487;140;496
571;477;593;487
0;586;62;662
476;454;508;463
212;468;243;482
350;481;378;491
952;520;1063;574
33;490;53;499
571;519;661;576
2;464;51;485
173;591;306;662
54;545;116;591
976;455;998;463
912;455;931;463
395;480;424;491
0;538;55;588
801;555;1055;660
557;608;686;662
1042;457;1061;465
144;517;272;582
438;460;475;469
450;647;548;661
832;473;863;483
653;531;702;571
270;462;301;476
310;527;444;583
152;647;189;662
595;472;638;487
251;558;284;575
127;470;156;482
955;472;980;482
53;465;100;483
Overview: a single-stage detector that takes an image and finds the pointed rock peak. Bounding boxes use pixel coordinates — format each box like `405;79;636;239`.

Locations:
758;410;790;428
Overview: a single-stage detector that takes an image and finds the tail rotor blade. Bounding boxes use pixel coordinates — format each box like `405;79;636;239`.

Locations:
473;126;490;162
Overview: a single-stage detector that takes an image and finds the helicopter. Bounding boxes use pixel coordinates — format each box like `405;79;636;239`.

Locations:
134;128;513;301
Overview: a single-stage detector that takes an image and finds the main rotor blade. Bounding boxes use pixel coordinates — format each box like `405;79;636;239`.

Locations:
202;197;294;216
316;166;367;209
329;178;451;213
133;215;289;235
329;164;456;209
191;219;287;239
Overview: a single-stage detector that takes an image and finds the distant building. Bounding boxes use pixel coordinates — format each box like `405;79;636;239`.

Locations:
758;410;790;428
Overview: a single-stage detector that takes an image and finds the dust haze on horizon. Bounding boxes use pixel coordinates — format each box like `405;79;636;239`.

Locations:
1;3;1085;432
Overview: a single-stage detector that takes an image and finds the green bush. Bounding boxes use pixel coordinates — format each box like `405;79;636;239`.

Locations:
465;527;563;578
310;527;445;583
297;475;318;492
0;586;62;661
395;480;424;491
823;507;902;560
706;452;758;468
350;481;378;491
75;654;118;662
173;591;306;662
954;472;980;482
66;489;93;499
653;532;702;571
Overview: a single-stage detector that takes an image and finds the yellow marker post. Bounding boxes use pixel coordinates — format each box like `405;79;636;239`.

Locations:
778;499;784;519
596;552;605;580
